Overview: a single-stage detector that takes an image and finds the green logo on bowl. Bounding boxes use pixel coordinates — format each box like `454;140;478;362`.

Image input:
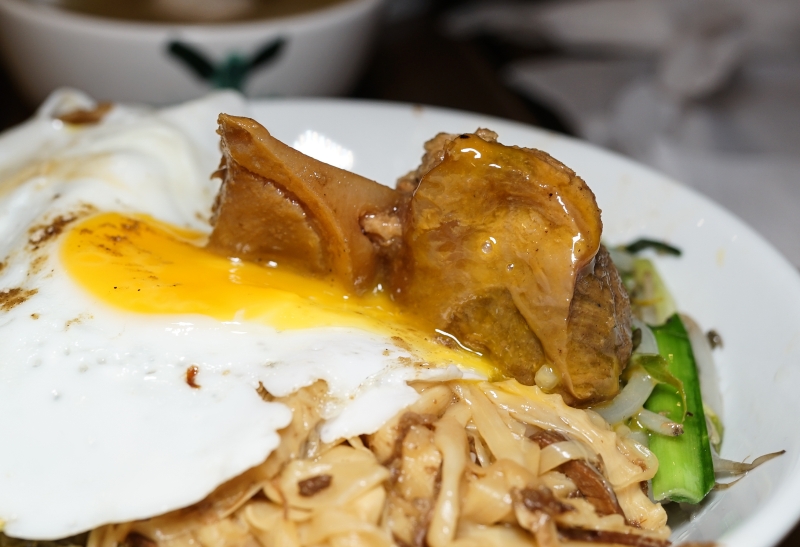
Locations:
167;38;285;91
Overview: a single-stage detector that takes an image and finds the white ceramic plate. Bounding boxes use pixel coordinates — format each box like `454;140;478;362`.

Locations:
246;98;800;547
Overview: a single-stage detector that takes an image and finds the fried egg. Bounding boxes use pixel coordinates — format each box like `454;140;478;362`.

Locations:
0;91;484;539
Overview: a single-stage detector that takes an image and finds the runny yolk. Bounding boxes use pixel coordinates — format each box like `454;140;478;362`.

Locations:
61;212;497;377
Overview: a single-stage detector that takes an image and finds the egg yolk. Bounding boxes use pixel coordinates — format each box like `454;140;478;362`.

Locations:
61;212;498;377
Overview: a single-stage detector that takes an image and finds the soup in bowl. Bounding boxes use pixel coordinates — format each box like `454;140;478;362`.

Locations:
0;0;383;104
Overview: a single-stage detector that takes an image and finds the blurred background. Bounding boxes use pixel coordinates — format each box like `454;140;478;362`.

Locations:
15;0;799;270
0;0;799;543
2;0;799;271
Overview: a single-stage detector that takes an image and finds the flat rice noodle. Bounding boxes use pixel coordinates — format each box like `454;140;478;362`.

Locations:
241;503;301;547
366;384;453;464
102;376;675;547
385;418;442;547
461;468;515;524
484;381;656;489
550;497;625;532
299;510;391;546
347;487;386;525
240;501;283;532
395;424;441;501
452;522;539;547
614;483;670;531
88;525;132;547
134;460;267;532
512;486;563;547
428;414;469;547
193;517;255;547
455;383;537;470
385;496;428;547
128;383;327;541
538;441;594;473
466;430;492;467
278;446;389;511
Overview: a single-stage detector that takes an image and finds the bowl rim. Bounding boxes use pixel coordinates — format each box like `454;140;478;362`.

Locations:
0;0;382;34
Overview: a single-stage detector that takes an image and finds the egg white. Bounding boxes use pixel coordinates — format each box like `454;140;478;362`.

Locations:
0;91;469;539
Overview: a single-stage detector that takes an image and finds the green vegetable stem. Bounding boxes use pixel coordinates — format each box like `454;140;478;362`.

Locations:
646;314;715;504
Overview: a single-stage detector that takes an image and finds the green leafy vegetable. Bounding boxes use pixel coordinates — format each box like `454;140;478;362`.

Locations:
646;314;715;504
623;238;682;256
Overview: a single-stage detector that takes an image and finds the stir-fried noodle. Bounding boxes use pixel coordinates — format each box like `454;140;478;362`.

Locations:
89;380;671;547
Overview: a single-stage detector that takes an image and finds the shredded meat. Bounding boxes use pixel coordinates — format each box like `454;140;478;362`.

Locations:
530;430;625;517
513;486;566;547
297;474;332;497
515;486;573;516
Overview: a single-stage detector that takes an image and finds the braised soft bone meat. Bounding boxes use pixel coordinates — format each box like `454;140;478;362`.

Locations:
207;117;632;404
208;114;400;293
394;132;632;404
567;244;633;402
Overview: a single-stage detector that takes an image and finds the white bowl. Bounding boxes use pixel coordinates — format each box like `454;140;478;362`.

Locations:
0;0;383;105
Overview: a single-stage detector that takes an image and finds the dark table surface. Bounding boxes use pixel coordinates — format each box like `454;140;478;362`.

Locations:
0;2;798;545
